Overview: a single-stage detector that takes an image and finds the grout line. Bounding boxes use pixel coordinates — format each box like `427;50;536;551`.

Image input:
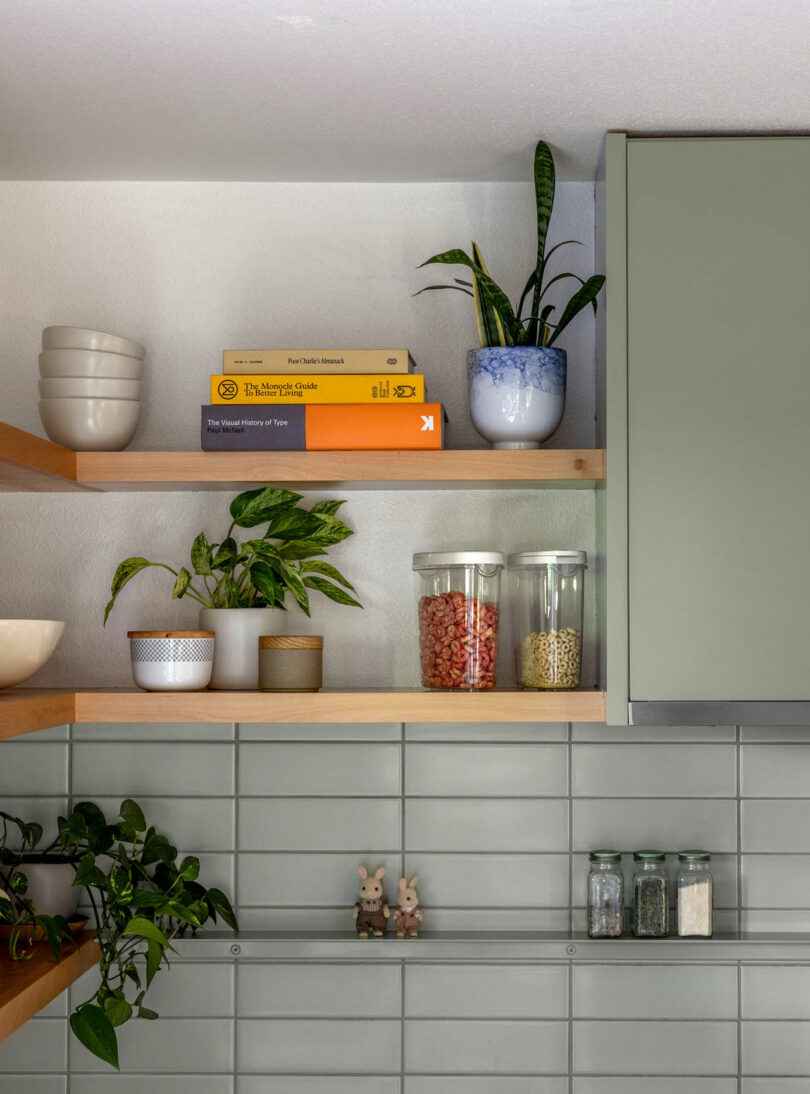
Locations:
737;959;743;1092
737;724;743;936
568;721;574;937
568;957;574;1094
234;721;240;915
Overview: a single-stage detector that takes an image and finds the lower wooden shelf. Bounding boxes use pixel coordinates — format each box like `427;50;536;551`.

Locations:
0;932;99;1045
0;687;606;738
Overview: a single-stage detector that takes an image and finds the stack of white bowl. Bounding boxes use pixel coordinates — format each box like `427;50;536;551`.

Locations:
38;326;145;451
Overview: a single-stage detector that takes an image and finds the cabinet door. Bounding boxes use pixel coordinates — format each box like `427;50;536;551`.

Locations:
627;138;810;701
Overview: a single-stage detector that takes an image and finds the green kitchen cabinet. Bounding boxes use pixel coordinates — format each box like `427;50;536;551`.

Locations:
597;134;810;725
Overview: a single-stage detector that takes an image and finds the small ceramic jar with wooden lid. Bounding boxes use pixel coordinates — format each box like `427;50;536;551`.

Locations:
258;635;323;692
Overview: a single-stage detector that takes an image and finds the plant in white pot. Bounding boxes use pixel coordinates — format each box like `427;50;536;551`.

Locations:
418;139;605;449
104;486;362;689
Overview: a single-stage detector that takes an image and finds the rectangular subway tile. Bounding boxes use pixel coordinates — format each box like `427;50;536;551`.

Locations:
741;744;810;795
743;1022;810;1075
405;723;567;742
238;852;402;907
573;965;737;1020
405;964;568;1018
70;1018;233;1073
572;744;736;798
0;798;69;843
405;1020;567;1075
743;966;810;1019
742;800;810;852
86;796;235;851
741;725;810;743
425;908;570;931
71;1077;233;1094
406;799;568;853
574;1021;737;1075
405;743;567;796
239;742;400;797
407;1081;568;1094
742;1083;810;1093
70;963;234;1018
575;1082;737;1094
741;909;810;932
238;723;401;741
0;1079;66;1094
403;853;569;909
239;1081;399;1094
573;723;736;743
238;798;401;851
239;963;401;1018
0;1019;67;1072
237;1019;401;1074
72;742;234;796
572;799;737;853
741;855;810;907
73;722;234;742
0;742;68;795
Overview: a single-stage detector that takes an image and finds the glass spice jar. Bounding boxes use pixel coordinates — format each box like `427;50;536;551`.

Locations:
677;851;713;937
587;850;624;938
632;851;669;937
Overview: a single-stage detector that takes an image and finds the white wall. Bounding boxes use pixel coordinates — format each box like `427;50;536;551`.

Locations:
0;181;597;687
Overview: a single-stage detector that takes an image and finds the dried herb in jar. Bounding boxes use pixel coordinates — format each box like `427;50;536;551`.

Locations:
632;851;669;937
587;850;624;938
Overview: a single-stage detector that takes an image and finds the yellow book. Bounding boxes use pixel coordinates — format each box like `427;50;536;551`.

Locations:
211;374;425;405
222;349;415;374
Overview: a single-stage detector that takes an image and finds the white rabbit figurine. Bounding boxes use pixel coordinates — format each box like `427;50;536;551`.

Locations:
393;875;423;938
352;865;390;938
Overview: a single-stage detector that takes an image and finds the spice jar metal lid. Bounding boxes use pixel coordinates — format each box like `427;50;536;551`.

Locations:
678;850;711;862
633;850;666;862
412;551;505;571
589;850;622;862
507;550;588;568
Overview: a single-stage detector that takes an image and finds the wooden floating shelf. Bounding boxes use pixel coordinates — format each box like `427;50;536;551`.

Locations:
0;688;606;737
0;932;99;1046
0;425;604;491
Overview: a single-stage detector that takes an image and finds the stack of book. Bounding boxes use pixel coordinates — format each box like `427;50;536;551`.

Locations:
201;349;444;450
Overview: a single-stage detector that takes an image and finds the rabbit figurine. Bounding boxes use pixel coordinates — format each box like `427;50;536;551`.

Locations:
352;865;390;938
393;875;423;938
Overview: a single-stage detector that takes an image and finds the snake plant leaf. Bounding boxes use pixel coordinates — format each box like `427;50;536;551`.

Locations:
300;559;357;592
546;274;606;346
71;1004;120;1069
413;284;474;298
303;575;363;608
471;243;509;347
229;486;303;527
527;140;556;343
171;567;192;599
538;271;586;301
540;238;582;276
419;248;520;341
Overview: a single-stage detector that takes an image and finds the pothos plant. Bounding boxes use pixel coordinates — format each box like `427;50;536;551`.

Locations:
417;139;605;348
0;800;237;1069
104;485;362;623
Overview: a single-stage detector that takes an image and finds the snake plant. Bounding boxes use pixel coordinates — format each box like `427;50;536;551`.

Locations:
417;140;605;348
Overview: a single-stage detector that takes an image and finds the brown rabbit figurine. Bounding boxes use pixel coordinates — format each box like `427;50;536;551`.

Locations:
353;865;390;937
393;875;423;938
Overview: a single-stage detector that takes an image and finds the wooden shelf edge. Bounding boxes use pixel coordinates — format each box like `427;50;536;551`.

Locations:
0;932;99;1045
0;690;75;740
0;423;84;492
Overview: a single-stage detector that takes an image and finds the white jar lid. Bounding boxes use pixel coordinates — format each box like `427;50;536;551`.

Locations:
413;551;505;571
507;550;588;568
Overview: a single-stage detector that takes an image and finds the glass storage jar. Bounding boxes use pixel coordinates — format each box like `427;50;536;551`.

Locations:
507;550;587;689
588;850;624;938
632;851;669;937
413;551;505;690
677;851;713;937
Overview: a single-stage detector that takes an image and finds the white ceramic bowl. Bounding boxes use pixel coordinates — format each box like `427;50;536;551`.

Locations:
39;377;143;401
39;349;144;380
128;631;215;692
42;326;145;359
38;397;142;451
0;620;65;689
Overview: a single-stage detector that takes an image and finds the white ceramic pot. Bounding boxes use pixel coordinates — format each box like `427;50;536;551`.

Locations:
38;397;142;451
0;619;65;689
468;346;566;449
199;608;286;690
128;630;215;691
18;859;79;918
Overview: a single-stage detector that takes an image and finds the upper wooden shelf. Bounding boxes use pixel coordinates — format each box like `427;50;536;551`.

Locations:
0;688;606;737
0;424;604;491
0;931;99;1046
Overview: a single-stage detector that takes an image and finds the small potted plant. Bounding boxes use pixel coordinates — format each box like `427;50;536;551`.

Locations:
0;799;237;1069
104;486;362;689
418;139;605;449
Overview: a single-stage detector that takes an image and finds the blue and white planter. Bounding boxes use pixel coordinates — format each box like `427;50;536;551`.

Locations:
468;346;566;449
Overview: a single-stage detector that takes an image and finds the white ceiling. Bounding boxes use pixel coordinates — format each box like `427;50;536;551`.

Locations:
2;0;808;182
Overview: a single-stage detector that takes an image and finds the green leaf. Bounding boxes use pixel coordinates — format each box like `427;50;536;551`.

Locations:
103;558;158;625
178;855;200;882
545;274;605;347
70;1005;120;1069
419;249;520;343
9;871;28;894
230;486;303;528
119;799;146;833
250;560;284;608
104;996;133;1028
24;822;43;847
302;575;363;608
278;540;328;561
74;852;107;888
527;139;556;343
471;242;509;348
122;917;170;947
309;499;346;517
309;513;354;546
212;538;238;570
300;560;356;592
190;532;213;576
138;1005;159;1021
278;562;311;616
145;939;163;986
264;508;324;543
413;283;474;299
171;567;192;599
204;887;239;931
